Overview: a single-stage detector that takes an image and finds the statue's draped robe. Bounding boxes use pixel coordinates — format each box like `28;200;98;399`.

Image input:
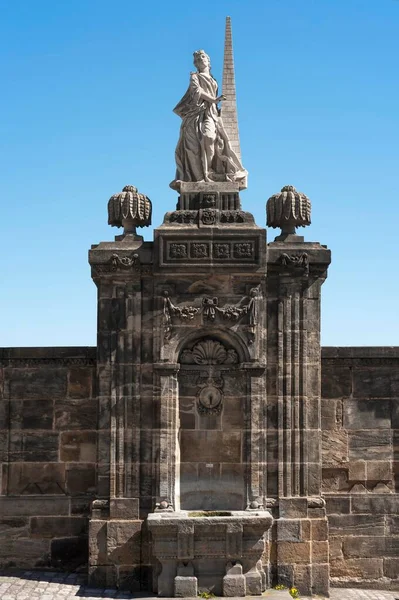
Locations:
173;72;246;182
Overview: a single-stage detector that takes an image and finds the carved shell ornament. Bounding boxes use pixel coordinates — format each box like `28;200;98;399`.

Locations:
180;339;238;365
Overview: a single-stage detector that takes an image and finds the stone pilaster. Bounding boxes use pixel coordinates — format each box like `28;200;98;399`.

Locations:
88;238;145;589
154;363;180;510
267;240;331;596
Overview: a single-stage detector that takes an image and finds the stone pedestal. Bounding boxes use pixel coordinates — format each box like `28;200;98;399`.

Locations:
223;563;246;596
174;563;198;597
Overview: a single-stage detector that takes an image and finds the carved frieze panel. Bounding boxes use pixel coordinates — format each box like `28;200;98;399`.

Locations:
169;243;188;259
191;243;210;259
200;209;217;225
160;236;260;266
214;243;230;259
169;211;197;225
233;242;254;259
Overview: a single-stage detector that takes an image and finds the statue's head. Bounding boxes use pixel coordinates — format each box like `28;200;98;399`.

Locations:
193;49;211;71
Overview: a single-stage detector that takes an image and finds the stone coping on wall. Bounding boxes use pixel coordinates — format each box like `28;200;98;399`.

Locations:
322;347;399;358
0;346;96;366
1;346;399;360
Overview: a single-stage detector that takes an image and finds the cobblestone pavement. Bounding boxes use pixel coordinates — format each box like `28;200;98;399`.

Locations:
0;572;398;600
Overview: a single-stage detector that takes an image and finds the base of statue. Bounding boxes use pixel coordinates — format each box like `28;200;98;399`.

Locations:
171;181;242;211
170;174;247;193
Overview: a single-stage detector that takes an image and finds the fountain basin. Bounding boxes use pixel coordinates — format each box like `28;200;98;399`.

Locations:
147;510;273;597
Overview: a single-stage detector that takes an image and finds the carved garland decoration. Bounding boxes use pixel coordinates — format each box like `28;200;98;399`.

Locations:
163;288;259;343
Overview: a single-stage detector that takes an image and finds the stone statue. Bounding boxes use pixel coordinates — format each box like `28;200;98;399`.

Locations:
170;50;247;189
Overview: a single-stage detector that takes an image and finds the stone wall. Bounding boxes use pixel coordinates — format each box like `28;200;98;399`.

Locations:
0;347;96;570
321;347;399;588
1;345;398;589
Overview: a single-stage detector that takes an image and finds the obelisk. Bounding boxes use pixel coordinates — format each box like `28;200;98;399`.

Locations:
221;16;242;162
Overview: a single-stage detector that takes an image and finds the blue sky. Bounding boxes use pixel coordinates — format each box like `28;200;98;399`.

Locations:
1;0;398;347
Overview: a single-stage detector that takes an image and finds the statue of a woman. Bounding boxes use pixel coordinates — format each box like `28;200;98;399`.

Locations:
171;50;247;188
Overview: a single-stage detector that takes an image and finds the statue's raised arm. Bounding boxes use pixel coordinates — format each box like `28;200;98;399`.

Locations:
170;50;247;190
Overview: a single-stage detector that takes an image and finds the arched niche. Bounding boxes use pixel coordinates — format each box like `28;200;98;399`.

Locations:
177;333;249;510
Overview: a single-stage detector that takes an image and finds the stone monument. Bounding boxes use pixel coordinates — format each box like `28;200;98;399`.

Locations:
87;16;331;596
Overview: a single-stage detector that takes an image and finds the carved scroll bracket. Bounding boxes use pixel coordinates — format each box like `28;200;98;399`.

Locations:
279;252;309;276
111;253;140;271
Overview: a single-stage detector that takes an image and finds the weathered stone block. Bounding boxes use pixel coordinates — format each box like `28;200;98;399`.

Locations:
311;519;328;541
293;564;311;596
66;463;96;495
223;563;246;597
353;368;398;398
31;516;87;538
366;460;392;481
10;398;53;430
89;519;108;566
322;430;348;466
88;565;117;589
321;367;351;398
322;467;349;492
278;498;308;518
9;431;59;462
349;429;392;460
51;536;88;570
329;536;343;561
343;536;385;558
110;498;139;520
321;398;343;430
312;541;329;562
245;566;262;595
383;557;399;579
311;563;329;597
174;575;198;597
68;367;93;398
180;430;241;462
387;515;399;535
8;368;67;399
0;517;29;539
330;558;383;579
278;541;310;564
55;398;97;430
344;399;391;429
277;519;301;542
351;494;399;514
348;460;366;481
0;538;50;569
107;520;142;564
0;496;70;516
392;399;399;429
7;463;67;495
329;514;385;536
60;431;97;462
385;537;399;556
